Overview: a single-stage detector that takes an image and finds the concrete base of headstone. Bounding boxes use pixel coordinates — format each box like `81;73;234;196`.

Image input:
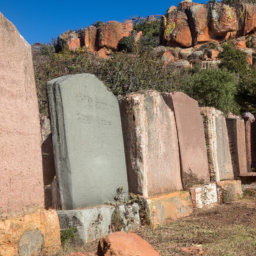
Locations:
0;210;61;256
146;192;193;227
217;180;243;204
57;203;140;244
190;183;218;209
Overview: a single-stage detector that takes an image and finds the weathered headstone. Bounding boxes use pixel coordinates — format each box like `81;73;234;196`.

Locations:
200;107;234;181
226;117;247;177
0;12;61;255
0;12;44;215
168;92;210;188
119;90;182;198
47;74;128;209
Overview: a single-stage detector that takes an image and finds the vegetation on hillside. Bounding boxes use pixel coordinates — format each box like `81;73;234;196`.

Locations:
34;28;256;117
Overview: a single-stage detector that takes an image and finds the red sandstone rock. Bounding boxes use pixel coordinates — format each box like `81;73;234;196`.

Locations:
68;38;81;51
243;4;256;35
84;26;98;52
98;20;133;50
177;1;199;12
119;91;182;197
165;10;192;47
97;232;160;256
236;40;246;48
66;253;96;256
207;49;219;60
97;47;110;59
169;92;210;187
162;50;175;65
188;4;210;44
0;12;44;215
210;4;238;36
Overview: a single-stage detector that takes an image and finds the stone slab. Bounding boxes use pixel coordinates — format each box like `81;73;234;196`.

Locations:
47;74;128;210
119;91;182;198
200;107;234;181
217;180;243;204
168;92;210;188
57;203;140;244
147;191;193;226
0;12;44;215
0;210;61;256
226;118;247;177
190;183;218;209
244;119;252;171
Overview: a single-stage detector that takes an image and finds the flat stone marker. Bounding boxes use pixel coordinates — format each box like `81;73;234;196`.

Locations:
226;117;247;177
119;91;182;198
200;107;233;181
47;74;128;209
0;12;44;214
169;92;210;188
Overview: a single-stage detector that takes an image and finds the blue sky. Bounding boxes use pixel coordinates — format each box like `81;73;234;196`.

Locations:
1;0;207;45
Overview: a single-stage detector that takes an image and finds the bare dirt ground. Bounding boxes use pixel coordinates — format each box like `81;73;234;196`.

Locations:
62;194;256;256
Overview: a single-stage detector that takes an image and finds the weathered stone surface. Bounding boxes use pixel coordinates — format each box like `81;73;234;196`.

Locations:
162;50;175;66
217;180;243;203
0;210;61;256
177;1;199;12
244;119;252;172
207;49;219;60
190;183;218;209
171;60;192;68
251;121;256;168
84;26;98;52
68;38;81;52
147;192;193;226
165;10;192;47
180;47;194;59
240;48;253;65
47;74;128;209
188;4;210;44
200;107;233;182
98;20;133;50
119;91;182;198
0;12;44;215
210;3;238;36
243;4;256;35
57;204;140;244
169;92;210;188
226;117;247;177
97;232;160;256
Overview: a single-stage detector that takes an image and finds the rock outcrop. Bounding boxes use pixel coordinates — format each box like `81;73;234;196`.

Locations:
97;232;160;256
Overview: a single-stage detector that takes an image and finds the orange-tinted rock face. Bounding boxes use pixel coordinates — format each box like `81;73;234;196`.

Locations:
217;180;242;203
0;210;61;256
165;10;192;47
210;4;238;36
148;192;193;226
243;4;256;35
188;4;210;44
119;91;182;198
68;38;81;51
177;1;199;12
0;12;44;215
84;26;98;52
97;232;160;256
98;20;133;50
236;40;246;48
162;50;175;66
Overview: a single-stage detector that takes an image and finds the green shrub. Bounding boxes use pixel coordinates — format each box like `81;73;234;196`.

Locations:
60;227;77;245
218;43;248;74
133;19;161;38
189;68;239;114
118;36;135;52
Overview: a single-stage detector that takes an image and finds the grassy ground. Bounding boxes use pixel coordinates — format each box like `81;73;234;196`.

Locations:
61;195;256;256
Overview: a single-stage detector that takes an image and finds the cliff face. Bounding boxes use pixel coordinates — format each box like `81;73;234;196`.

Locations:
163;2;256;48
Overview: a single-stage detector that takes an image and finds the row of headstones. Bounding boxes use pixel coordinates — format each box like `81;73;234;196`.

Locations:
47;73;253;210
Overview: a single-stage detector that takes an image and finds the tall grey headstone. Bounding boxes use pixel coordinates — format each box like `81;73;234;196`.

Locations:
47;74;128;209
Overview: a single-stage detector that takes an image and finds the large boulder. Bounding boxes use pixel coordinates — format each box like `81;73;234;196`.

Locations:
243;3;256;35
97;232;160;256
210;3;238;37
164;10;192;47
98;20;133;50
84;26;98;52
